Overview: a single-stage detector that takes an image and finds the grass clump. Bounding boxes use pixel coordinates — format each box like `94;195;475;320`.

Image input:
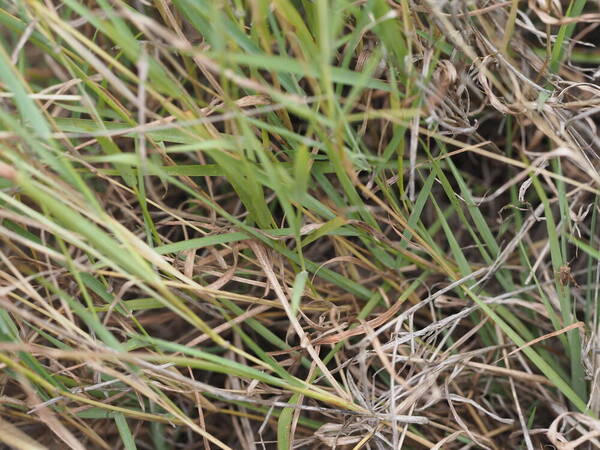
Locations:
1;0;600;448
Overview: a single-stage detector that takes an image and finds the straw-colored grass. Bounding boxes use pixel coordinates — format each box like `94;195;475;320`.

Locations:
1;0;600;448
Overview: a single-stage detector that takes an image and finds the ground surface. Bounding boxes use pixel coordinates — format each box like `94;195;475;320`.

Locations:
1;0;600;449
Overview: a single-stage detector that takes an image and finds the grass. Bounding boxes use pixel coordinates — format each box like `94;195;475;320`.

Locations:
0;0;599;448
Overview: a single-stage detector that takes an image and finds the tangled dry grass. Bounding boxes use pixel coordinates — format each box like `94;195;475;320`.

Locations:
1;0;600;448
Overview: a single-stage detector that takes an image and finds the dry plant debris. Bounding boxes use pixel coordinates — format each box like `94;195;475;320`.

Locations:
0;0;600;448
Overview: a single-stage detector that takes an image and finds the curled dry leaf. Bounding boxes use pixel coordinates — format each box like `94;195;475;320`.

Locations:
530;0;600;25
426;59;458;113
477;56;525;115
547;412;600;449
